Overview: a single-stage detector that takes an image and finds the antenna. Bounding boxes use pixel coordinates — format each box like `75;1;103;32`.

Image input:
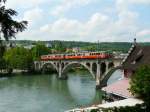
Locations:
134;38;136;44
133;33;137;45
97;40;99;52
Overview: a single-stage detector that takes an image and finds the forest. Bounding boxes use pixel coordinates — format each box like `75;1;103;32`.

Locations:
8;40;150;53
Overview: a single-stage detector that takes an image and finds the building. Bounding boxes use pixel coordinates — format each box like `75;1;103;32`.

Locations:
122;44;150;78
102;38;150;101
23;45;35;49
46;43;52;48
72;47;81;53
66;48;73;53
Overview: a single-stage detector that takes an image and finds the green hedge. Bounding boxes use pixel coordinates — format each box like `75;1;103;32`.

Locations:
90;104;148;112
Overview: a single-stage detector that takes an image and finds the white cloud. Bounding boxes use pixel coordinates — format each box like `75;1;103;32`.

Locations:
14;0;150;42
40;18;82;40
29;10;139;42
116;0;150;9
6;0;49;9
129;0;150;4
23;8;44;27
51;0;98;16
137;29;150;37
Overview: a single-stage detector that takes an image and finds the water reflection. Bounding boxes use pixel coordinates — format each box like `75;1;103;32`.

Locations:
0;72;102;112
107;69;123;85
68;73;97;105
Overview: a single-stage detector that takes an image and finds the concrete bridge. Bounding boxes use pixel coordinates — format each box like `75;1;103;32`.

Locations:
34;58;122;88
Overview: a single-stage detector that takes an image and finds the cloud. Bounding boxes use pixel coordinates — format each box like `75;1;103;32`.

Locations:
137;29;150;37
23;8;44;27
6;0;49;9
40;18;82;40
116;0;150;8
32;10;139;42
51;0;98;16
14;0;150;42
129;0;150;4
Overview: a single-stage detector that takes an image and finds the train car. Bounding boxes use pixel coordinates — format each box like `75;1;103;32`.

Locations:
41;52;112;61
41;55;49;61
48;54;64;60
65;53;76;59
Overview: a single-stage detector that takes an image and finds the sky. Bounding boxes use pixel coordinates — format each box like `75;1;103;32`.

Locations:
5;0;150;42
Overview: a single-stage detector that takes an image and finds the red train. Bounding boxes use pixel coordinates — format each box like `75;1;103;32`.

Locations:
41;52;112;61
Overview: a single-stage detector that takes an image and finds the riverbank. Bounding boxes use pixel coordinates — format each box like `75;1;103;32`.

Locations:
0;69;39;77
66;98;143;112
0;67;88;77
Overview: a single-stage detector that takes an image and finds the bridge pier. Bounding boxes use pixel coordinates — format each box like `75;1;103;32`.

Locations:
58;62;68;79
58;63;62;78
96;62;101;89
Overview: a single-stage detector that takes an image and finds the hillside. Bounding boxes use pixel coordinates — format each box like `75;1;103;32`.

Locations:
8;40;150;53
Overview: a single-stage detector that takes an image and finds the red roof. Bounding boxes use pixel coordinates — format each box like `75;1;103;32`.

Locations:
102;78;133;98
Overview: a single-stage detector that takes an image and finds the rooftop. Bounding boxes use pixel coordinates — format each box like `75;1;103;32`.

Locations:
122;45;150;71
102;78;133;98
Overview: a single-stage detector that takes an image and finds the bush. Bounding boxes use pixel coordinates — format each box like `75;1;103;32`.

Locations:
130;65;150;110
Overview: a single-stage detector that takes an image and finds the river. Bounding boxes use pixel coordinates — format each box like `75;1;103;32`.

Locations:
0;70;122;112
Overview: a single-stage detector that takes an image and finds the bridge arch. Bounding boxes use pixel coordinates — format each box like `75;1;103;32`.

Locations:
41;62;58;73
61;62;95;78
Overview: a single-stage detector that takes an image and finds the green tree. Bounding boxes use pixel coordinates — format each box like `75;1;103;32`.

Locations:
0;42;5;57
4;47;33;72
130;65;150;110
54;41;66;53
31;42;50;60
0;58;6;71
0;0;27;72
83;45;97;51
0;0;27;41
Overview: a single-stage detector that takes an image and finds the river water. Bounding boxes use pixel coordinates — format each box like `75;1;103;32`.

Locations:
0;70;122;112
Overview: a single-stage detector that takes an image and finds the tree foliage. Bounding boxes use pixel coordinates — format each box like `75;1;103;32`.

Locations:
0;42;5;57
90;104;146;112
130;65;150;109
4;47;33;71
0;0;27;72
31;42;50;60
9;40;135;53
0;0;27;41
0;57;6;70
54;41;66;53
